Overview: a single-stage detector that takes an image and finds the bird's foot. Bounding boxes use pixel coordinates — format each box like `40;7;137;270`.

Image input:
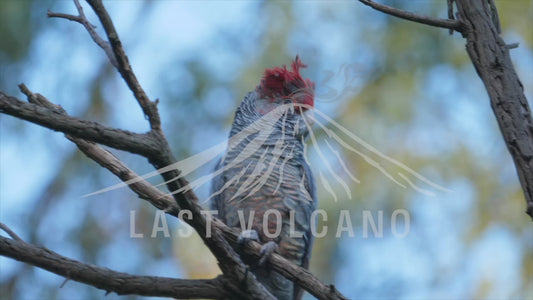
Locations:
238;229;260;244
238;230;278;266
258;241;278;266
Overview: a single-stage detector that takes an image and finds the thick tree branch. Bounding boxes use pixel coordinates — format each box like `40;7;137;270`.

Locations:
454;0;533;220
0;91;158;158
358;0;461;31
0;234;234;299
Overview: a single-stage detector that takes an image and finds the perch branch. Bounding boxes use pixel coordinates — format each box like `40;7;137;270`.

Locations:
70;136;346;299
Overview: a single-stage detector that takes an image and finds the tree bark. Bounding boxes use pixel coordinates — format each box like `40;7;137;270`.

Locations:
455;0;533;219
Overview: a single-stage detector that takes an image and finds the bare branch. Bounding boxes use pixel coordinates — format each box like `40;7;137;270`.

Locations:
0;235;230;299
48;0;118;67
0;223;22;241
75;140;348;300
358;0;461;31
69;136;180;212
447;0;455;34
83;0;161;131
72;139;346;299
0;91;158;158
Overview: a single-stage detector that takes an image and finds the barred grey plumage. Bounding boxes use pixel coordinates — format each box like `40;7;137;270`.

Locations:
211;57;317;300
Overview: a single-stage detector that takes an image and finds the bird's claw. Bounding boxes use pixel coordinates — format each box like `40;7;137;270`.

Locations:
238;230;278;266
258;241;278;266
238;229;259;245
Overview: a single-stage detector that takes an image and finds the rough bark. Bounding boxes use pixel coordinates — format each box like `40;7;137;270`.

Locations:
455;0;533;219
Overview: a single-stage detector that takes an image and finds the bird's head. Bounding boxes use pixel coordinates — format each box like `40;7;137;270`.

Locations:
255;56;315;115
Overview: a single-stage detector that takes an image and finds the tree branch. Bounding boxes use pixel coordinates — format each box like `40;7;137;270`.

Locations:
84;0;161;131
0;234;234;299
454;0;533;220
72;1;277;297
0;223;23;241
48;0;118;67
358;0;462;31
0;90;158;158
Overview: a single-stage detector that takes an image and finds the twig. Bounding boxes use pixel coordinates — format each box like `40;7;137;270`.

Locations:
358;0;461;31
59;278;70;288
48;0;118;67
0;223;22;241
447;0;455;34
506;42;519;49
